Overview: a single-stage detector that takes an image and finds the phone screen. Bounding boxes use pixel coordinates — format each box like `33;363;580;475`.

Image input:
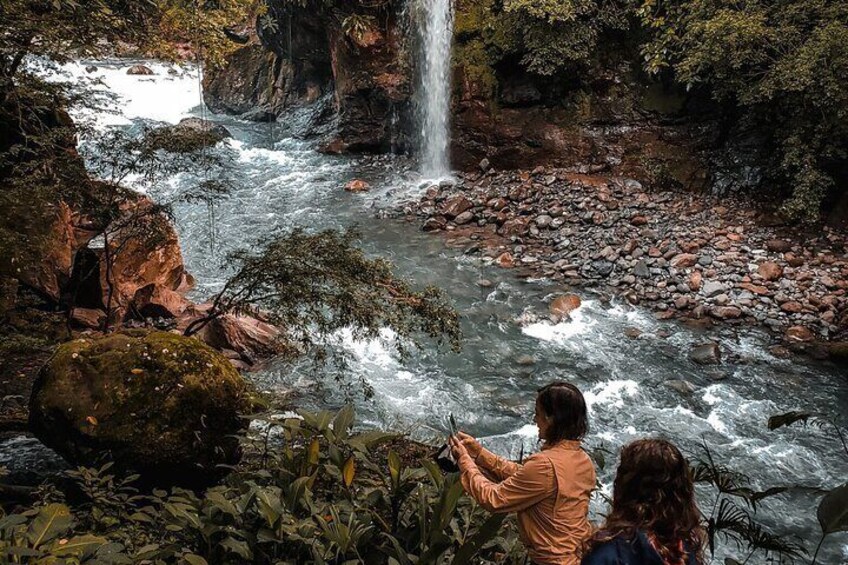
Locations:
449;413;458;437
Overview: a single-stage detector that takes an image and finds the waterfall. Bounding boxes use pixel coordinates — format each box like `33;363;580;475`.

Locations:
416;0;454;179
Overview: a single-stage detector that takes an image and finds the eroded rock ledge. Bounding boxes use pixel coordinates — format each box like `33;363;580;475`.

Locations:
396;168;848;354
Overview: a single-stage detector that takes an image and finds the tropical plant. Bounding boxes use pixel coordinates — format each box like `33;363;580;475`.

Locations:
769;411;848;563
0;406;518;564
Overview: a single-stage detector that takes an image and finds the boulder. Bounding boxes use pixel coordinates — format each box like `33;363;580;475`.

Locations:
178;304;282;365
690;342;721;365
550;294;581;318
147;118;231;152
127;65;154;75
70;307;106;330
29;331;251;484
101;195;192;323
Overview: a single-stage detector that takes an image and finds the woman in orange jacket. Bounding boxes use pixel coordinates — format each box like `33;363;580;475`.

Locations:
449;381;596;565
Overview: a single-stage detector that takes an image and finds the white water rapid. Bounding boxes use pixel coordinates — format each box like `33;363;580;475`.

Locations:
416;0;454;180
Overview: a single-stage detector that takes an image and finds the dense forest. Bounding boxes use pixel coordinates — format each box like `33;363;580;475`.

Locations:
1;0;847;564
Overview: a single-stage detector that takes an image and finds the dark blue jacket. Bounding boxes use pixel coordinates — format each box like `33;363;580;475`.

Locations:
581;530;700;565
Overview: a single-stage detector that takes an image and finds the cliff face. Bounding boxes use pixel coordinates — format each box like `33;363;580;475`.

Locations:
203;0;412;152
203;0;711;188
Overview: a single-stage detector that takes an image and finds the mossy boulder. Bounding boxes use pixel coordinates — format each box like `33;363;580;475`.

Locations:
29;330;251;484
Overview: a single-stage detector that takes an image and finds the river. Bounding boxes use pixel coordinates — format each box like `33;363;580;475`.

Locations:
14;59;848;563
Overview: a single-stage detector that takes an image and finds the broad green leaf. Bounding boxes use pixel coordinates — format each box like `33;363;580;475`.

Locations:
27;503;74;548
388;451;402;487
333;404;356;439
451;513;506;564
49;534;106;558
308;438;320;465
183;554;209;565
343;456;356;487
818;481;848;534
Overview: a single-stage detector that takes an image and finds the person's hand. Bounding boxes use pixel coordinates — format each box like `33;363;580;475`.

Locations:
455;431;482;459
449;435;471;466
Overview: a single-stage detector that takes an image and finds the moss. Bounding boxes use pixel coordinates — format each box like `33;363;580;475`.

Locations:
30;330;249;484
454;40;499;99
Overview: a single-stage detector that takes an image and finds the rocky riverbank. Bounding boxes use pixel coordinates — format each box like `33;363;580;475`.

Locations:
394;167;848;356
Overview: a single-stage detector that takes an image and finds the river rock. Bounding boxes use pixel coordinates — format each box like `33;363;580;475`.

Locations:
178;304;282;365
29;330;251;484
442;195;473;218
127;65;154;75
688;271;702;292
550;294;581;317
766;239;792;253
690;343;721;364
455;211;474;225
757;261;783;281
664;379;697;395
702;280;726;297
495;252;515;268
149;118;231;151
785;325;815;343
670;254;698;269
345;179;370;193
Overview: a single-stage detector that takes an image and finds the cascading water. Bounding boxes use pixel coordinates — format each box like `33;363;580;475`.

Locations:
416;0;454;179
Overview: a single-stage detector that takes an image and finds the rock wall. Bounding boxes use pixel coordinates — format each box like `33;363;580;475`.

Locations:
203;0;412;152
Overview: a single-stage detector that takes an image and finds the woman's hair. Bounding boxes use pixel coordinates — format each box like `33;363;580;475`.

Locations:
536;381;588;442
586;438;704;563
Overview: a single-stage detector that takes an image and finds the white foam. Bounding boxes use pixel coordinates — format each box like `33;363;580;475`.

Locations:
522;304;595;342
584;380;639;412
41;60;200;127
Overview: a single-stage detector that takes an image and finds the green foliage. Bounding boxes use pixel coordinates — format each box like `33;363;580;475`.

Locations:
452;0;629;79
637;0;848;221
1;406;517;564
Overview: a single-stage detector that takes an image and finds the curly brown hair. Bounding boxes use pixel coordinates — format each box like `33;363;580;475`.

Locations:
586;438;705;563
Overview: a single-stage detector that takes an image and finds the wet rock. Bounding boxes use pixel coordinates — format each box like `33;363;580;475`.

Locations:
690;342;721;365
85;65;98;73
757;261;783;281
515;355;535;366
423;217;447;231
624;327;642;339
665;379;697;395
127;65;154;75
455;211;474;225
477;279;494;288
785;325;815;343
550;294;581;317
29;330;251;485
442;195;473;218
495;252;515;268
179;305;282;365
711;306;742;319
592;260;614;277
345;179;370;193
479;158;490;171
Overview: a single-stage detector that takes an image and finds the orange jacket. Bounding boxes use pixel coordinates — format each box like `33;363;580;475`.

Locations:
457;440;596;565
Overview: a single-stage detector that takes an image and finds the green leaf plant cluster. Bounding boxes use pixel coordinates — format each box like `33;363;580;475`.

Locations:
0;406;521;564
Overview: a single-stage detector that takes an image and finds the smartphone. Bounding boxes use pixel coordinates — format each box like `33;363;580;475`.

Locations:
449;413;458;437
